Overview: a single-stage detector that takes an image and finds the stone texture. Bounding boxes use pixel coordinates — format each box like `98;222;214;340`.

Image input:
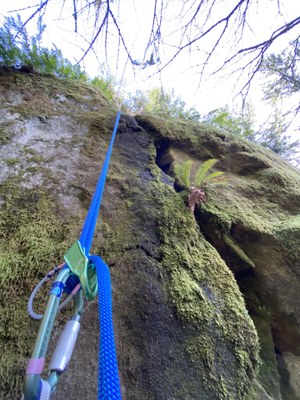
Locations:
0;69;300;400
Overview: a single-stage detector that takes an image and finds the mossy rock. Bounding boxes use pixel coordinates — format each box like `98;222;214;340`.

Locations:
1;70;300;400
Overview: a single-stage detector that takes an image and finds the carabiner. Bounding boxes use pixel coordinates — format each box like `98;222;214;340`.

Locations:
23;267;83;400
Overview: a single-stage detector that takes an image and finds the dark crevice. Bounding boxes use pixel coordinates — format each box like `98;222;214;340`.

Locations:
152;138;288;400
154;138;188;192
195;205;288;400
195;207;257;277
153;139;259;280
154;138;172;174
197;215;285;400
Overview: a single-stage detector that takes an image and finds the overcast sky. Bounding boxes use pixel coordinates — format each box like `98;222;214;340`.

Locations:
0;1;299;139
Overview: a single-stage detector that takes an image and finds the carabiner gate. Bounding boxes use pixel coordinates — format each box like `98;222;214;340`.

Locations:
23;267;83;400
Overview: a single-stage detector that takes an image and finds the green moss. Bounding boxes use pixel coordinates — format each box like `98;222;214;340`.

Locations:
185;334;228;398
252;311;281;400
151;179;260;399
139;113;300;238
186;333;253;400
245;379;274;400
3;157;20;166
25;151;49;163
0;69;111;120
224;234;255;269
25;165;43;173
170;268;213;323
136;113;219;144
259;167;300;196
186;335;215;369
0;178;78;399
75;111;110;131
0;125;14;145
14;96;54;119
274;215;300;273
96;219;129;263
201;201;233;231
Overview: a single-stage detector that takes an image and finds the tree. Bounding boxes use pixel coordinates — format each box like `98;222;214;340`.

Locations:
126;87;200;120
0;14;118;103
255;107;300;166
9;1;300;94
259;39;300;166
201;105;300;166
261;38;300;102
201;105;256;140
0;15;88;80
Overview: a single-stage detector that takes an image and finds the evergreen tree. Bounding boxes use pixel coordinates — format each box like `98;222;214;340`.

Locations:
0;15;88;80
126;87;200;121
201;105;256;140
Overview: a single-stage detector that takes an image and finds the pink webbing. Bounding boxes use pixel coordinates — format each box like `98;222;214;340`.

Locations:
72;283;81;295
26;357;45;375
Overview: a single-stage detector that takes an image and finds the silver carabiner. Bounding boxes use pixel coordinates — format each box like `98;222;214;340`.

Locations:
23;267;83;400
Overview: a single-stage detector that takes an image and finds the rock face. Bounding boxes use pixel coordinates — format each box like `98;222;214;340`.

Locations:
0;68;299;400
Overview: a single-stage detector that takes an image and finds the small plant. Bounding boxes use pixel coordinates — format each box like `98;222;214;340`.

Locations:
174;158;227;212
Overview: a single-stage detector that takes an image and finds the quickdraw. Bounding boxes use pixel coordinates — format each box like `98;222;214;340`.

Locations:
24;264;83;399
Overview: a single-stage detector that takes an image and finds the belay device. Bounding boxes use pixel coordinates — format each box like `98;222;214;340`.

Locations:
23;112;122;400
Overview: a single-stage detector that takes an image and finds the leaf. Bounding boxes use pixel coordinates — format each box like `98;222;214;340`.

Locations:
202;171;228;186
174;160;192;187
194;159;218;187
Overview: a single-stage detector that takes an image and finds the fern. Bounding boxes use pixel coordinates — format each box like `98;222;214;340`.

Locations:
173;158;227;212
174;160;192;187
194;159;218;187
202;170;226;184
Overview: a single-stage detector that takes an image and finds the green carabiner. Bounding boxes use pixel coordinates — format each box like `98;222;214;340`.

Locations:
24;268;83;400
64;241;98;301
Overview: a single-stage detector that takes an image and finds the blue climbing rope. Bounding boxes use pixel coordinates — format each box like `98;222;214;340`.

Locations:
80;111;121;253
24;111;122;400
80;111;122;400
90;255;121;400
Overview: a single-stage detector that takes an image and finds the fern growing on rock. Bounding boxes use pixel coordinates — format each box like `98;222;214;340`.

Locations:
174;159;227;212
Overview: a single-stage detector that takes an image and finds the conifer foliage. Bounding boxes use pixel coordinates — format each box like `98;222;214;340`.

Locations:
0;15;87;80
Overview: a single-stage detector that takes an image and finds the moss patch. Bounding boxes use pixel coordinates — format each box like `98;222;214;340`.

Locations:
0;124;14;145
224;234;255;270
0;178;78;399
274;215;300;276
151;179;259;399
3;157;20;166
0;68;113;122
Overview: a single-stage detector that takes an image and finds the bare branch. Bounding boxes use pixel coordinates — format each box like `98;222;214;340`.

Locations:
73;0;78;32
108;9;134;64
14;1;49;39
8;4;42;13
77;7;109;63
230;16;300;58
152;0;248;76
6;0;300;98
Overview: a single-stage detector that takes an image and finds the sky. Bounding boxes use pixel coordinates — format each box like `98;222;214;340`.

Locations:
0;0;299;140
